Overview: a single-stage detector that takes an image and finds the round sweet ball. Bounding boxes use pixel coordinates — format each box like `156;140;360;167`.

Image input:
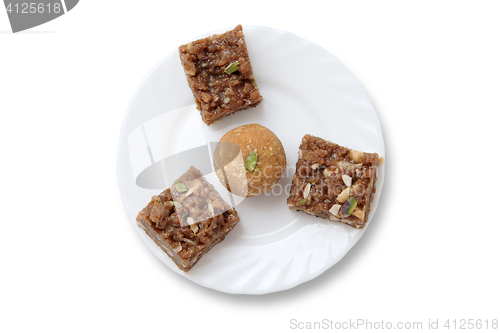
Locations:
213;123;286;197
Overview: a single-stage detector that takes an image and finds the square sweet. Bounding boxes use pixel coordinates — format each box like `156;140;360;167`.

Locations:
287;134;382;229
179;24;263;125
136;166;240;272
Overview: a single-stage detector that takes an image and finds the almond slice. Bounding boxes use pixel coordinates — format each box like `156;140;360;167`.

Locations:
337;187;350;203
207;200;214;217
342;174;352;187
329;204;341;216
349;150;365;163
303;183;311;199
190;223;199;234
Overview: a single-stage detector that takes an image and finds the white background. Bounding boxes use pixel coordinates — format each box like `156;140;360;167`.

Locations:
1;1;499;332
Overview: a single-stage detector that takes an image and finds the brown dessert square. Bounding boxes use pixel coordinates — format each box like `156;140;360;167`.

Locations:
179;25;263;125
136;166;240;272
287;134;382;229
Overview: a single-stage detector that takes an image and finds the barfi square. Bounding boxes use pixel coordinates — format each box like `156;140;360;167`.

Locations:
179;25;262;125
136;166;240;272
287;134;382;229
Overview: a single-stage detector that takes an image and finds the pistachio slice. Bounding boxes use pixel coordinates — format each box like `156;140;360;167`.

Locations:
225;61;239;74
299;199;307;205
175;182;188;193
245;150;258;172
340;197;357;218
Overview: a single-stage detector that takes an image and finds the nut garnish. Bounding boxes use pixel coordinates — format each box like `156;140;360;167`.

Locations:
190;223;199;234
340;197;357;218
299;199;307;205
245;150;258;172
311;163;320;170
342;174;352;187
175;182;188;193
350;150;365;163
298;150;303;159
337;187;350;203
225;61;239;74
173;244;183;253
207;200;214;216
186;217;195;225
303;183;311;199
177;182;200;201
323;169;332;177
329;204;341;216
351;207;364;219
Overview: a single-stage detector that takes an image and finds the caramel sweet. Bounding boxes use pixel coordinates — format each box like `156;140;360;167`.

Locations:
287;134;382;229
136;166;240;272
179;25;262;125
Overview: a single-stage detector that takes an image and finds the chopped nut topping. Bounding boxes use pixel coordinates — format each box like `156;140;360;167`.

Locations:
351;207;364;219
350;150;365;163
173;244;183;253
303;183;311;199
337;187;350;203
207;200;214;216
311;163;320;170
342;174;352;187
329;204;341;216
225;61;239;74
340;197;357;218
186;217;194;225
175;182;188;193
323;169;332;177
245;150;258;172
190;223;199;234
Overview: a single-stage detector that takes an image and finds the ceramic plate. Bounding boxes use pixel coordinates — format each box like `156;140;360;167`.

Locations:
117;26;385;295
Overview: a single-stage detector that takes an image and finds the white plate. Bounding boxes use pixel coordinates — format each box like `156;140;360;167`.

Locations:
117;26;385;295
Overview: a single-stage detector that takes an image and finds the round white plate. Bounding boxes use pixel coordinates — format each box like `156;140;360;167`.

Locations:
117;26;385;295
